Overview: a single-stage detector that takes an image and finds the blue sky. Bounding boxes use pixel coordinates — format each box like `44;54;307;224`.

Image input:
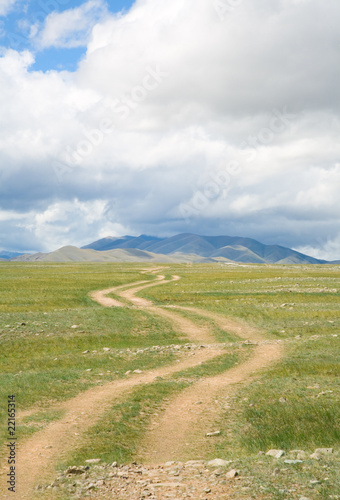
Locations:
1;0;134;70
0;0;340;260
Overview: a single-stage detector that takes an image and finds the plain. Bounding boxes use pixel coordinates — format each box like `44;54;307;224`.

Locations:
0;262;339;499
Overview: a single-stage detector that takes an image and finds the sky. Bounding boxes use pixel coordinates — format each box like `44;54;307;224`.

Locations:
0;0;339;260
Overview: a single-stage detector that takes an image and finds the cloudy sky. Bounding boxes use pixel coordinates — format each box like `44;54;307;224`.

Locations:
0;0;339;259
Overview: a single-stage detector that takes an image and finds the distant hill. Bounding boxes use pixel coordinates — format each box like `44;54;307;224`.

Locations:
81;235;162;251
9;233;333;264
12;246;217;264
82;233;327;265
0;251;25;260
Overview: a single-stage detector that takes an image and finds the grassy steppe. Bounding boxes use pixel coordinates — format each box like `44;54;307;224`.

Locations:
138;263;340;498
0;262;339;499
140;264;340;444
0;263;184;450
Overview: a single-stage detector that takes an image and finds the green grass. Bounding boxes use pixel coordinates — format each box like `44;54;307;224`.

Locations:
140;263;340;339
17;410;67;443
58;350;240;469
138;263;340;492
0;261;339;499
217;454;340;499
172;349;243;380
0;263;184;452
0;262;150;312
161;306;241;343
213;336;339;456
58;379;191;468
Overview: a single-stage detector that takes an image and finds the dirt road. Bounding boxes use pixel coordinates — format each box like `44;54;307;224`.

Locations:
0;268;282;499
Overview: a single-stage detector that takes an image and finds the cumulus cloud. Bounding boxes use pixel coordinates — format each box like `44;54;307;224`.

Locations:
0;0;340;259
29;199;130;251
33;0;108;49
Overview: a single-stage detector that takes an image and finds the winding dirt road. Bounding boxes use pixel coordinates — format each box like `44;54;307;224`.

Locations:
0;267;283;499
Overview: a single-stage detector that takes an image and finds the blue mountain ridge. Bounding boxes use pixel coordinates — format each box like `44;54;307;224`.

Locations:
81;233;328;264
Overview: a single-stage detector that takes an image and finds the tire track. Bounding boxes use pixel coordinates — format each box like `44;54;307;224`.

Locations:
0;270;221;498
0;268;283;498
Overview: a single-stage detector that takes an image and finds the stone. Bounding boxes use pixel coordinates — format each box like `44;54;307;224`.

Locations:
207;459;231;467
317;390;333;397
226;469;239;479
284;460;303;464
82;350;89;354
204;487;212;493
299;497;312;500
133;369;143;374
116;472;128;478
65;466;88;475
85;458;101;464
266;449;285;458
310;452;321;460
314;448;333;455
213;468;223;476
71;325;79;329
168;469;180;476
206;431;221;437
103;347;110;352
185;460;205;466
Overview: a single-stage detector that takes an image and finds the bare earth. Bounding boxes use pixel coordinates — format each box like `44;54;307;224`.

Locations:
0;267;283;499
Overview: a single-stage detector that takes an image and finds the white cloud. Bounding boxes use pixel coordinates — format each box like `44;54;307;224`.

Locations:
1;0;340;259
294;233;340;262
0;0;17;17
78;0;340;118
31;199;114;250
6;199;130;252
33;0;108;49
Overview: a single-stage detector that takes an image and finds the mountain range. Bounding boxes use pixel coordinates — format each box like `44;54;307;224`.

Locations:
0;251;25;260
8;233;333;264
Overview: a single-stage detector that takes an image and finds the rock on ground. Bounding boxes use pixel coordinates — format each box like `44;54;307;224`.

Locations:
266;449;285;459
38;461;241;499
